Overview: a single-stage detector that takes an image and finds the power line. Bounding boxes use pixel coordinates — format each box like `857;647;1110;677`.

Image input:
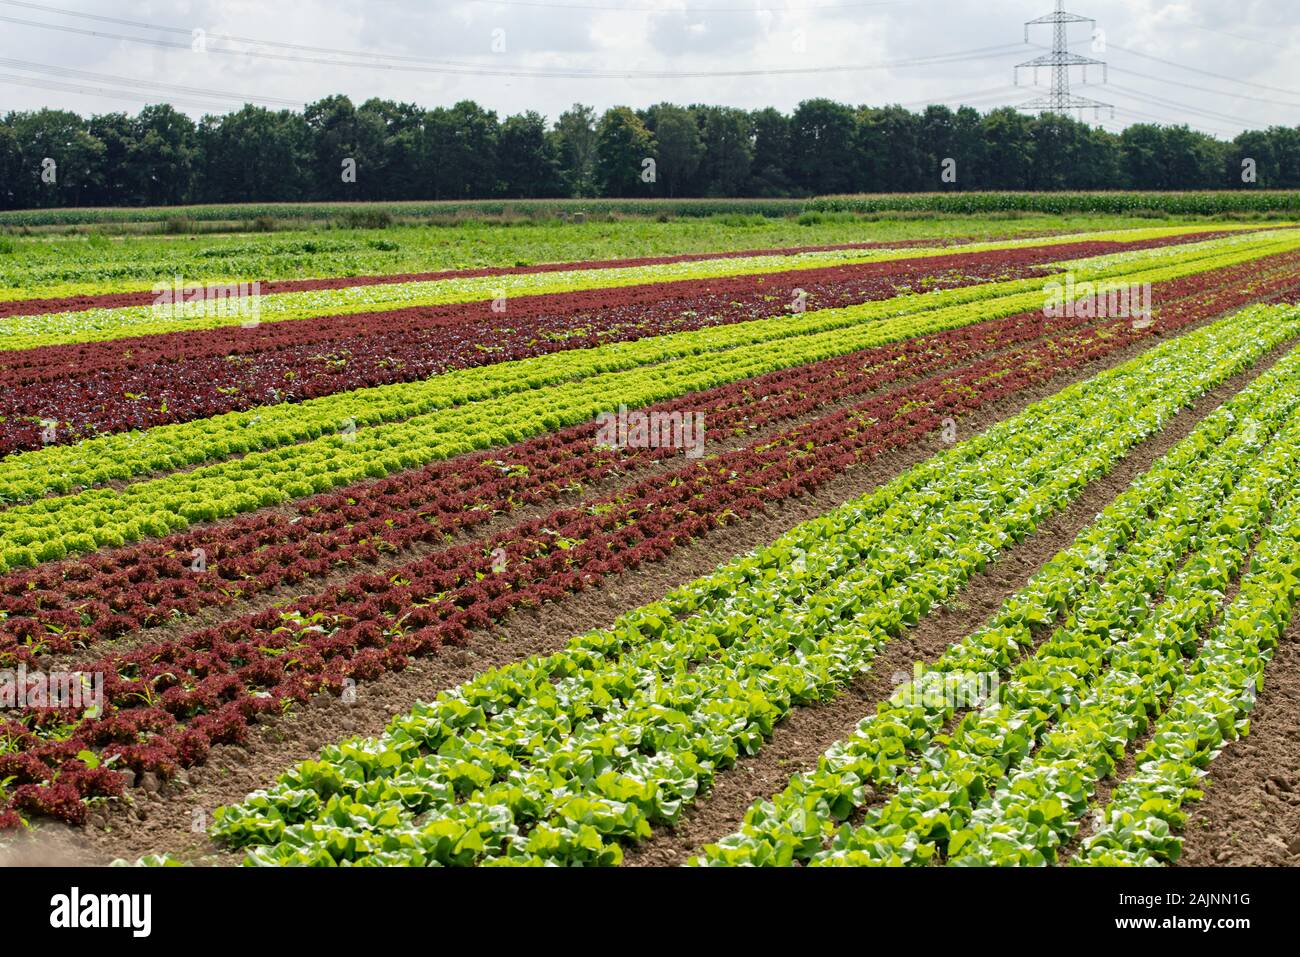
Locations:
1188;23;1294;51
0;0;925;72
0;58;301;108
0;0;521;71
1105;81;1281;128
1108;64;1300;111
1105;106;1239;140
1106;40;1300;98
0;72;282;113
897;86;1021;109
0;10;1027;80
1105;81;1266;130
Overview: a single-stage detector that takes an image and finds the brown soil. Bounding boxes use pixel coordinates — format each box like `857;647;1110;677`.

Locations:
14;318;1296;868
1176;614;1300;866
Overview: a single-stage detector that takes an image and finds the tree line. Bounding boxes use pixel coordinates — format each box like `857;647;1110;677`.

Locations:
2;95;1297;209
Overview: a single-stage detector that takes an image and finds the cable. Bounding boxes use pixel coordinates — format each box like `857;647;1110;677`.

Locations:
0;0;964;76
0;58;301;108
1188;23;1294;51
1109;64;1300;111
1106;81;1272;129
1106;40;1300;98
0;0;522;71
896;86;1021;109
1106;104;1239;140
0;11;1027;80
0;72;269;112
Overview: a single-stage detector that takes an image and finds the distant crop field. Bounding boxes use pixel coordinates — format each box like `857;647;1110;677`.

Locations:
0;197;807;229
809;190;1300;216
5;191;1300;232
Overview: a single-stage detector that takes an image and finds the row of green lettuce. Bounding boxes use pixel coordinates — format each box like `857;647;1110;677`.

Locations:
0;216;1216;304
4;230;1297;576
201;304;1300;865
699;347;1300;866
0;225;1267;350
1077;492;1300;865
836;410;1297;866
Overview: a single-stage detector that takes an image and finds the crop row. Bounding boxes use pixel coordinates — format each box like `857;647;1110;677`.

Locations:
0;235;997;317
0;225;1234;328
1076;495;1300;866
2;282;1264;826
0;245;1070;454
5;227;1286;503
190;307;1298;863
942;429;1299;867
1;231;1252;455
5;193;1297;231
698;357;1300;863
702;359;1300;866
0;246;1084;503
2;228;1161;350
5;252;1297;665
0;292;1135;658
1;227;1230;390
4;231;1296;577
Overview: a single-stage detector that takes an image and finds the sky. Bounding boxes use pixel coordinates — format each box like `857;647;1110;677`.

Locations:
0;0;1296;139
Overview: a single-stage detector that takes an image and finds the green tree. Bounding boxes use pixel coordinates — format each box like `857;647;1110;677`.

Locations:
1161;125;1224;189
358;98;425;200
304;95;387;200
85;112;135;205
919;105;986;190
692;105;752;197
0;121;21;209
645;104;702;197
980;108;1035;190
748;107;791;196
858;105;925;191
422;101;499;199
553;104;598;197
595;106;655;197
1120;123;1167;189
1228;129;1274;188
1074;126;1124;189
1265;126;1300;188
128;104;197;205
788;98;857;194
5;109;104;207
497;111;565;197
194;106;311;203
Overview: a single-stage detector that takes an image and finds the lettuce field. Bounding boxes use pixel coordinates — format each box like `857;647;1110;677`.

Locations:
2;215;1299;868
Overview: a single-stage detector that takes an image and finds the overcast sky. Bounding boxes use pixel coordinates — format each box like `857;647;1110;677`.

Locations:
0;0;1296;138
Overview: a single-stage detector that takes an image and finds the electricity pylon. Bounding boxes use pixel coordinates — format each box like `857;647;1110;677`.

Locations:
1015;0;1114;119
